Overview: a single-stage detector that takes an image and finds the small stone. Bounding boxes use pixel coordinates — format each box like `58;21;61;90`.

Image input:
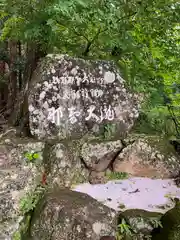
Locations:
89;171;107;184
4;139;11;144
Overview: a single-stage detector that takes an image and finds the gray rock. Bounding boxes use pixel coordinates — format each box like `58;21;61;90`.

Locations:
28;187;117;240
46;142;89;188
28;54;140;140
119;209;162;236
89;171;107;184
113;134;180;178
81;140;123;172
0;139;44;239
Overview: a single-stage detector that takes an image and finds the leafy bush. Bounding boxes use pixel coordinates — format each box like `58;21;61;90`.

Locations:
106;171;129;180
133;107;176;136
19;185;45;214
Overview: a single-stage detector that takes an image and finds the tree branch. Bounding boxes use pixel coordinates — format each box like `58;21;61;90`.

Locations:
82;28;101;56
73;28;89;42
73;10;138;56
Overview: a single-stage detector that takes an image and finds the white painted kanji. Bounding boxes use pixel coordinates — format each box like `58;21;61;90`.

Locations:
104;105;115;120
90;89;104;98
85;105;100;122
62;88;71;100
68;107;82;124
86;105;115;122
99;106;104;123
47;107;63;126
47;104;115;126
71;90;81;100
80;89;89;98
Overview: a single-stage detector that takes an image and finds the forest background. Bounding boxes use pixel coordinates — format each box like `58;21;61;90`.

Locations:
0;0;179;138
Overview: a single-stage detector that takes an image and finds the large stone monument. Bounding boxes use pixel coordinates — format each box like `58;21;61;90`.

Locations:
28;54;140;140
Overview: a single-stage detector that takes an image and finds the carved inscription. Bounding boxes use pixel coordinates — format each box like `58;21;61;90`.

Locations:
44;69;117;126
47;105;115;125
61;88;104;100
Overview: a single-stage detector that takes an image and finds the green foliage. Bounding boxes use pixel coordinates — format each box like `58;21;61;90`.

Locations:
0;0;179;136
19;192;37;214
19;185;45;214
117;218;133;238
24;151;40;162
106;171;129;180
12;214;32;240
150;219;163;229
116;217;163;240
1;0;179;58
102;123;116;139
23;151;43;169
133;107;176;136
12;231;21;240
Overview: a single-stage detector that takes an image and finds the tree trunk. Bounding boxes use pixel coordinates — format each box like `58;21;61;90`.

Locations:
0;60;5;109
0;41;9;114
7;40;17;115
9;42;47;136
18;41;22;91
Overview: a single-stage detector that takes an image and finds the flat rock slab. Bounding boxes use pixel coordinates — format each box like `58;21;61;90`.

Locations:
72;177;180;213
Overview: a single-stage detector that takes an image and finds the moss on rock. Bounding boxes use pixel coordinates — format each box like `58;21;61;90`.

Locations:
152;199;180;240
